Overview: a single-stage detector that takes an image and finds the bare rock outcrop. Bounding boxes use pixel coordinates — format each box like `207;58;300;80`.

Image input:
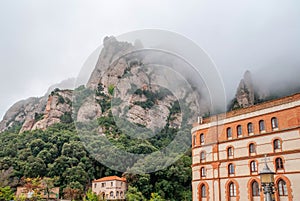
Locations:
87;36;136;89
77;98;102;122
0;97;47;133
30;90;73;131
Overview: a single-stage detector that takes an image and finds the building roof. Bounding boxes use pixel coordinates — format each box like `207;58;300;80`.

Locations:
93;176;126;183
194;92;300;125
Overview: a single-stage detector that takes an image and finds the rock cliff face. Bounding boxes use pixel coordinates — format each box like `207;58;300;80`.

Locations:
0;97;47;132
0;89;73;133
235;70;255;108
87;36;136;89
0;36;204;133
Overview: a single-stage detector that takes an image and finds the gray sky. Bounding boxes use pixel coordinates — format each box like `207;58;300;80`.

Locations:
1;0;300;119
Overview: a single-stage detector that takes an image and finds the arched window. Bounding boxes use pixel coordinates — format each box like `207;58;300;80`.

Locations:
229;182;236;197
271;117;278;129
227;127;232;138
250;161;257;173
227;147;234;157
228;163;235;175
116;191;119;197
201;167;206;177
110;191;114;197
200;133;204;144
259;120;265;132
275;158;284;170
120;191;123;197
247;123;253;134
278;179;288;196
193;135;196;146
200;151;206;162
237;125;242;137
273;139;281;150
201;184;207;198
249;143;256;154
252;181;260;196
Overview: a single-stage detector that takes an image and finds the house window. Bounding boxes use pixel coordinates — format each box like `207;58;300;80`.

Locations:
120;191;123;197
227;147;233;157
111;182;113;187
101;183;105;187
249;143;256;154
227;127;232;138
110;191;114;197
201;167;206;177
252;181;260;196
201;185;206;198
116;191;119;197
250;161;257;173
229;182;236;197
200;133;204;144
273;139;281;151
278;179;288;196
200;151;206;162
237;125;242;137
259;120;265;132
94;183;97;188
275;158;284;170
247;123;253;134
271;117;278;129
228;163;235;175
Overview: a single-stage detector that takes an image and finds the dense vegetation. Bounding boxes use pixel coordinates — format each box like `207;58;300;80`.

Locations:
0;111;192;200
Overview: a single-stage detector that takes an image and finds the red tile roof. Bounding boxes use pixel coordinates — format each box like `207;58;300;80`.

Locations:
93;176;126;182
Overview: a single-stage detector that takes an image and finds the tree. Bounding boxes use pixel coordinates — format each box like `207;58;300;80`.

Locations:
63;182;83;201
126;186;146;201
149;193;165;201
84;188;98;201
0;186;14;201
41;177;58;201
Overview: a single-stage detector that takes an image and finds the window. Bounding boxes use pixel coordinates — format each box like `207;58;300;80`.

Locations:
271;117;278;129
110;191;114;197
201;167;206;177
278;179;288;196
250;161;257;172
200;151;206;161
249;143;256;154
101;183;105;187
229;182;236;197
227;147;233;157
120;191;123;197
94;183;97;188
259;120;265;132
227;127;232;138
228;163;235;174
200;133;204;144
247;123;253;134
201;185;206;198
237;125;242;137
193;135;196;146
273;139;281;150
275;158;284;170
111;182;113;187
116;191;119;197
252;181;260;196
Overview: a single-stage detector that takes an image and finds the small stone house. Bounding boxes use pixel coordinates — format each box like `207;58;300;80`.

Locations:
92;176;127;200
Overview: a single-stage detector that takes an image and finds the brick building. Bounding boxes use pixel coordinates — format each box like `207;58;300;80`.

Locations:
92;176;127;200
192;93;300;201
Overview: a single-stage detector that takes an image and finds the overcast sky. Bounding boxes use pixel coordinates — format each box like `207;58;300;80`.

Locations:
1;0;300;119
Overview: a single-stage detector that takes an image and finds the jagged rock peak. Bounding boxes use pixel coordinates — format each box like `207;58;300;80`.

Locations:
87;36;136;89
230;70;255;110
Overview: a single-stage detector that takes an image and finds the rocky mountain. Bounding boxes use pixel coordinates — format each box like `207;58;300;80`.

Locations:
0;36;202;133
4;36;283;134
